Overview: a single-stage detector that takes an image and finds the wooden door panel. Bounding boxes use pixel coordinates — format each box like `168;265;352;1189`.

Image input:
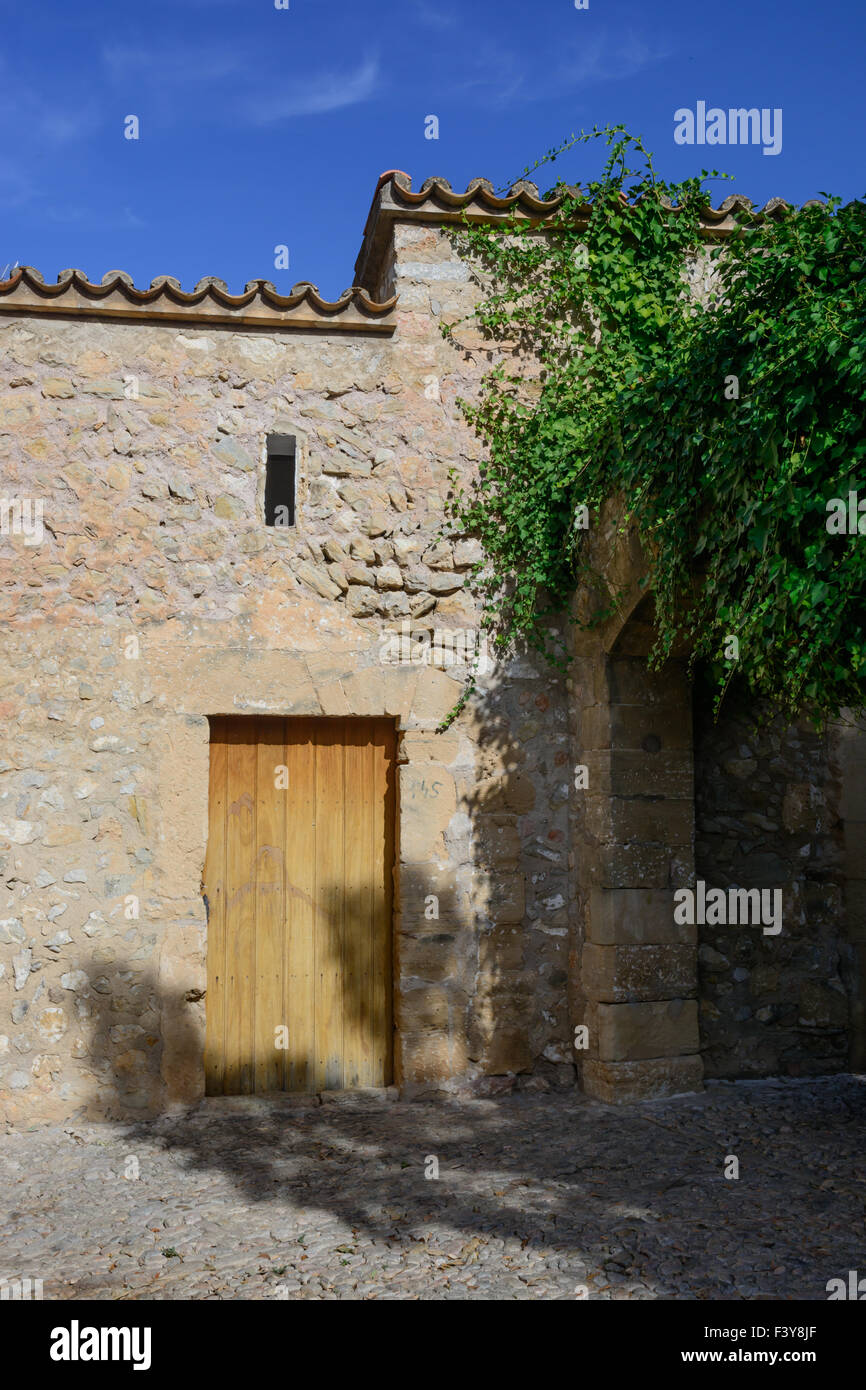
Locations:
204;716;395;1094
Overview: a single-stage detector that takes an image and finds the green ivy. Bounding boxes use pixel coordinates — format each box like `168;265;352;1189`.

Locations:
440;126;866;728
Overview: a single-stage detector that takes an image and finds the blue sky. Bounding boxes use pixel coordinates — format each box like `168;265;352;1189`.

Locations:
2;0;864;299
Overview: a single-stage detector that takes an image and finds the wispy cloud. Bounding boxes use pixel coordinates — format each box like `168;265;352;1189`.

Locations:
241;55;381;124
100;40;379;126
445;39;528;108
445;24;671;111
555;28;673;86
46;203;145;230
102;41;246;85
0;88;98;149
410;0;460;30
0;71;99;210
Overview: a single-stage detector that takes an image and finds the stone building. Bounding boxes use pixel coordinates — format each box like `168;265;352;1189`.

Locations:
0;171;863;1125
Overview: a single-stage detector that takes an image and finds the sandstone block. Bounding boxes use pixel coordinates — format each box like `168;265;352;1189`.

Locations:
345;562;375;587
322;451;371;477
594;843;676;889
596;999;700;1061
339;667;385;716
213;494;244;520
581;943;697;1002
41;378;75;398
345;588;380;617
399;1032;454;1084
587;888;697;945
322;537;348;563
475;818;521;870
295;561;342;601
409;667;463;724
582;1054;704;1103
584;795;693;846
399;766;457;859
376;564;403;591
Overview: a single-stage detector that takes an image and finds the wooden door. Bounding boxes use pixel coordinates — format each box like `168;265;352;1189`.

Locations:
203;716;396;1094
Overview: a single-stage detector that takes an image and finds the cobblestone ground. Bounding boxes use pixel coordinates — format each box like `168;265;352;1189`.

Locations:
2;1075;864;1301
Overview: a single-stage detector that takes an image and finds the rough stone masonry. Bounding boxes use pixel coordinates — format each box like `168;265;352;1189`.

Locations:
0;171;863;1126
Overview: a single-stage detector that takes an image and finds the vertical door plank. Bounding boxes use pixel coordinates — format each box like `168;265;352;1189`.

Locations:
204;718;228;1094
343;723;371;1088
254;717;286;1092
371;719;395;1085
224;722;257;1094
286;717;316;1092
314;720;345;1092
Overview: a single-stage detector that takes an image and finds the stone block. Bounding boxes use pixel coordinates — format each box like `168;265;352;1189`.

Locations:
606;657;690;707
475;817;521;871
398;983;467;1035
845;822;866;871
581;942;697;1002
400;731;460;765
397;931;460;982
317;681;351;716
409;667;464;724
579;704;611;750
609;751;694;799
593;843;677;889
398;766;457;860
295;561;342;601
596;998;700;1061
382;666;419;719
586;889;695;956
584;795;693;846
398;863;470;926
581;1054;704;1103
399;1032;457;1084
608;703;693;752
468;872;525;925
339;667;385;715
482;1025;533;1075
845;879;866;940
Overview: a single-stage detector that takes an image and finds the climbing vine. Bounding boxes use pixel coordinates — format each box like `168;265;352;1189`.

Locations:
441;126;866;727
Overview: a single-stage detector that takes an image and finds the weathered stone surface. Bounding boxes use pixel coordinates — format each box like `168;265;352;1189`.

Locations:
375;563;403;591
399;767;457;860
695;688;852;1079
582;1055;704;1103
587;888;697;946
582;943;697;1003
596;999;700;1061
0;194;857;1130
295;562;342;600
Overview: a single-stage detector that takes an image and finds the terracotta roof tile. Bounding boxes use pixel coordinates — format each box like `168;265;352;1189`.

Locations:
354;170;823;292
0;173;822;328
0;265;397;332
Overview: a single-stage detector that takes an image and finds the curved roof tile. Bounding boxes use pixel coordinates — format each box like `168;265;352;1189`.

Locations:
0;173;820;328
0;265;397;332
354;170;823;292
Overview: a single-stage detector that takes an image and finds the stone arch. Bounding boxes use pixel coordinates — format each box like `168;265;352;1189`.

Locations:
571;591;703;1103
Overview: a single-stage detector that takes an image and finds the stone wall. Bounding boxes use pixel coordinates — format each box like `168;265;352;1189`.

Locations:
0;218;574;1124
834;714;866;1069
0;193;862;1124
694;676;850;1077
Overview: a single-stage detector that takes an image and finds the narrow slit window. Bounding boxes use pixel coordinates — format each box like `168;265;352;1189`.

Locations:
265;434;296;528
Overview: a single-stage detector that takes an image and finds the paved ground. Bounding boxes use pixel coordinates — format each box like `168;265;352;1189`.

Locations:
2;1075;864;1300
